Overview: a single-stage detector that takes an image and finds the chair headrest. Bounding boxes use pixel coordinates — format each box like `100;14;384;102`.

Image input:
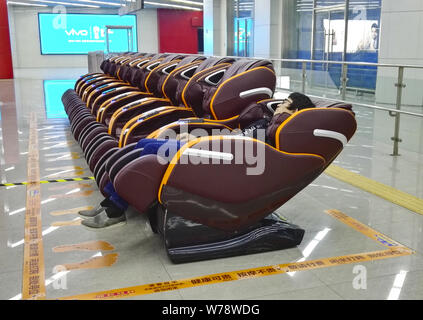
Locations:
219;59;274;82
310;97;354;113
275;107;357;163
196;57;236;73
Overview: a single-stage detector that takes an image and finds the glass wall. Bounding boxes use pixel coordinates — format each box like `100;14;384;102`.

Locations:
285;0;382;93
231;0;254;57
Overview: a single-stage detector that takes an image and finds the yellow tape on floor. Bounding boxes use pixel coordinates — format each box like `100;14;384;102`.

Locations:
22;113;46;300
325;209;407;248
58;248;411;300
57;209;414;300
325;165;423;215
0;177;95;187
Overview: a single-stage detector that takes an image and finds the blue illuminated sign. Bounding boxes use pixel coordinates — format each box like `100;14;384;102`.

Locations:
38;13;138;54
44;80;76;119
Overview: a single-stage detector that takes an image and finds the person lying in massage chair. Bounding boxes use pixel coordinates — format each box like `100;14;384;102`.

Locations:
79;92;316;229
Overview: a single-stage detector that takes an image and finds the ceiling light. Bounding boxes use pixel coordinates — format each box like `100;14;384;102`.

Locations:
26;0;100;8
170;0;203;6
74;0;121;6
144;1;202;11
7;1;48;6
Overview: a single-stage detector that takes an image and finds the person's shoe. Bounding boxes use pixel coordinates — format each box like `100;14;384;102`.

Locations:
78;204;106;218
81;210;126;230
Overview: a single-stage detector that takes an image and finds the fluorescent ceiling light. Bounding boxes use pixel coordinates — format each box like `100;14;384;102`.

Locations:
170;0;203;6
7;1;48;6
144;1;202;11
26;0;100;8
74;0;121;6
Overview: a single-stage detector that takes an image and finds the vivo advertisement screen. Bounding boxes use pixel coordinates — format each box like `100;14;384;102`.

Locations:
38;13;138;54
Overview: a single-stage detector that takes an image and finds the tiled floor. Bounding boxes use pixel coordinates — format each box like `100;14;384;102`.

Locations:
0;69;422;300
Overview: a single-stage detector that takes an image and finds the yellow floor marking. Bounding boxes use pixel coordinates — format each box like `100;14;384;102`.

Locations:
53;241;115;253
22;113;46;300
58;253;119;271
57;209;414;300
325;165;423;215
0;177;95;187
50;206;94;216
325;209;407;248
58;248;411;300
51;219;83;227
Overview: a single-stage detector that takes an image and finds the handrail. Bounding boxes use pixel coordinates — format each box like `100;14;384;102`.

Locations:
275;90;423;118
167;52;423;156
267;58;423;70
166;53;423;70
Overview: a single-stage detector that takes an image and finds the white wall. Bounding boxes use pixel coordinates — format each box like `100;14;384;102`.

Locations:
137;9;159;54
8;6;158;70
375;0;423;106
203;0;227;56
253;0;282;60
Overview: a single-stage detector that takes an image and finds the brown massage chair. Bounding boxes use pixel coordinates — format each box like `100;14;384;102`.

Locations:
62;54;356;263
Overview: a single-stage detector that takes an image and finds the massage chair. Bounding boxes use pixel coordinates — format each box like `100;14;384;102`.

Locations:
62;53;357;263
64;55;276;180
90;96;356;263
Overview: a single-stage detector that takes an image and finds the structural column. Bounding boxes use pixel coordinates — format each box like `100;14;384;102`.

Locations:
253;0;296;79
203;0;228;56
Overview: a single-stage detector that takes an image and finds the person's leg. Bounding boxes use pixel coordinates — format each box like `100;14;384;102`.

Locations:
79;139;184;229
78;198;115;218
81;182;129;229
77;138;159;219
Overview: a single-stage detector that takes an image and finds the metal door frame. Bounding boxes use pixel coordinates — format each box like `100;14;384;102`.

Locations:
310;0;350;63
105;25;134;53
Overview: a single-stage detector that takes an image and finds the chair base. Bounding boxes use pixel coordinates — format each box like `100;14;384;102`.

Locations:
151;205;305;264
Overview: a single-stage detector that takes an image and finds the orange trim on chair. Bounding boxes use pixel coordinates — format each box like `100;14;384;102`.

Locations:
107;98;170;134
160;61;201;101
82;79;119;102
86;81;127;107
96;91;149;122
144;60;181;94
146;121;234;139
209;67;276;120
93;86;140;114
119;107;192;147
158;138;200;203
181;63;232;109
274;107;357;150
157;135;326;204
76;75;113;94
